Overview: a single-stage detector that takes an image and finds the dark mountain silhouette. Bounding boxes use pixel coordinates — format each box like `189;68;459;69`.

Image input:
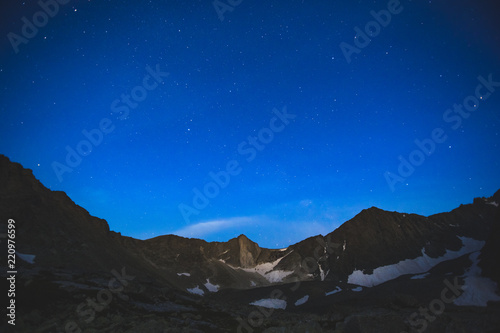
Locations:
1;154;499;332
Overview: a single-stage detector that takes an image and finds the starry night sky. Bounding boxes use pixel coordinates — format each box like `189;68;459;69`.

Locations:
1;0;499;248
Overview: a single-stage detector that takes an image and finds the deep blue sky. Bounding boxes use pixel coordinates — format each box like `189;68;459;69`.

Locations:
1;0;499;248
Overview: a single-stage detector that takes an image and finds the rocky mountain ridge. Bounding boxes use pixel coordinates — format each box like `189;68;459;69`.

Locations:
1;154;500;332
2;154;499;291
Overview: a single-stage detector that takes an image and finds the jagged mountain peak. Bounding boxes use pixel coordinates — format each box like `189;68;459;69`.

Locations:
236;233;250;240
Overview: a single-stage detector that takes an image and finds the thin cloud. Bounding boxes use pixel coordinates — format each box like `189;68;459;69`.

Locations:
172;216;256;238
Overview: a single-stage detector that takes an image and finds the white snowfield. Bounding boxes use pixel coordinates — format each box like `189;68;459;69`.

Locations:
487;201;499;207
348;237;485;287
262;270;294;283
239;251;295;283
454;252;500;307
186;286;204;295
177;272;191;277
295;295;309;306
250;298;287;309
204;279;219;292
17;252;36;264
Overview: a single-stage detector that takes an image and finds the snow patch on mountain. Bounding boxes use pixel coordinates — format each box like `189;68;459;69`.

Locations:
261;270;294;283
177;272;190;277
319;264;326;281
325;287;342;296
239;252;294;283
204;279;219;292
187;286;204;295
348;237;484;287
250;298;287;309
454;252;500;306
295;295;309;306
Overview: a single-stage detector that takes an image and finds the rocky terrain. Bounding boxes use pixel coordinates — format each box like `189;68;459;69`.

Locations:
1;154;499;332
